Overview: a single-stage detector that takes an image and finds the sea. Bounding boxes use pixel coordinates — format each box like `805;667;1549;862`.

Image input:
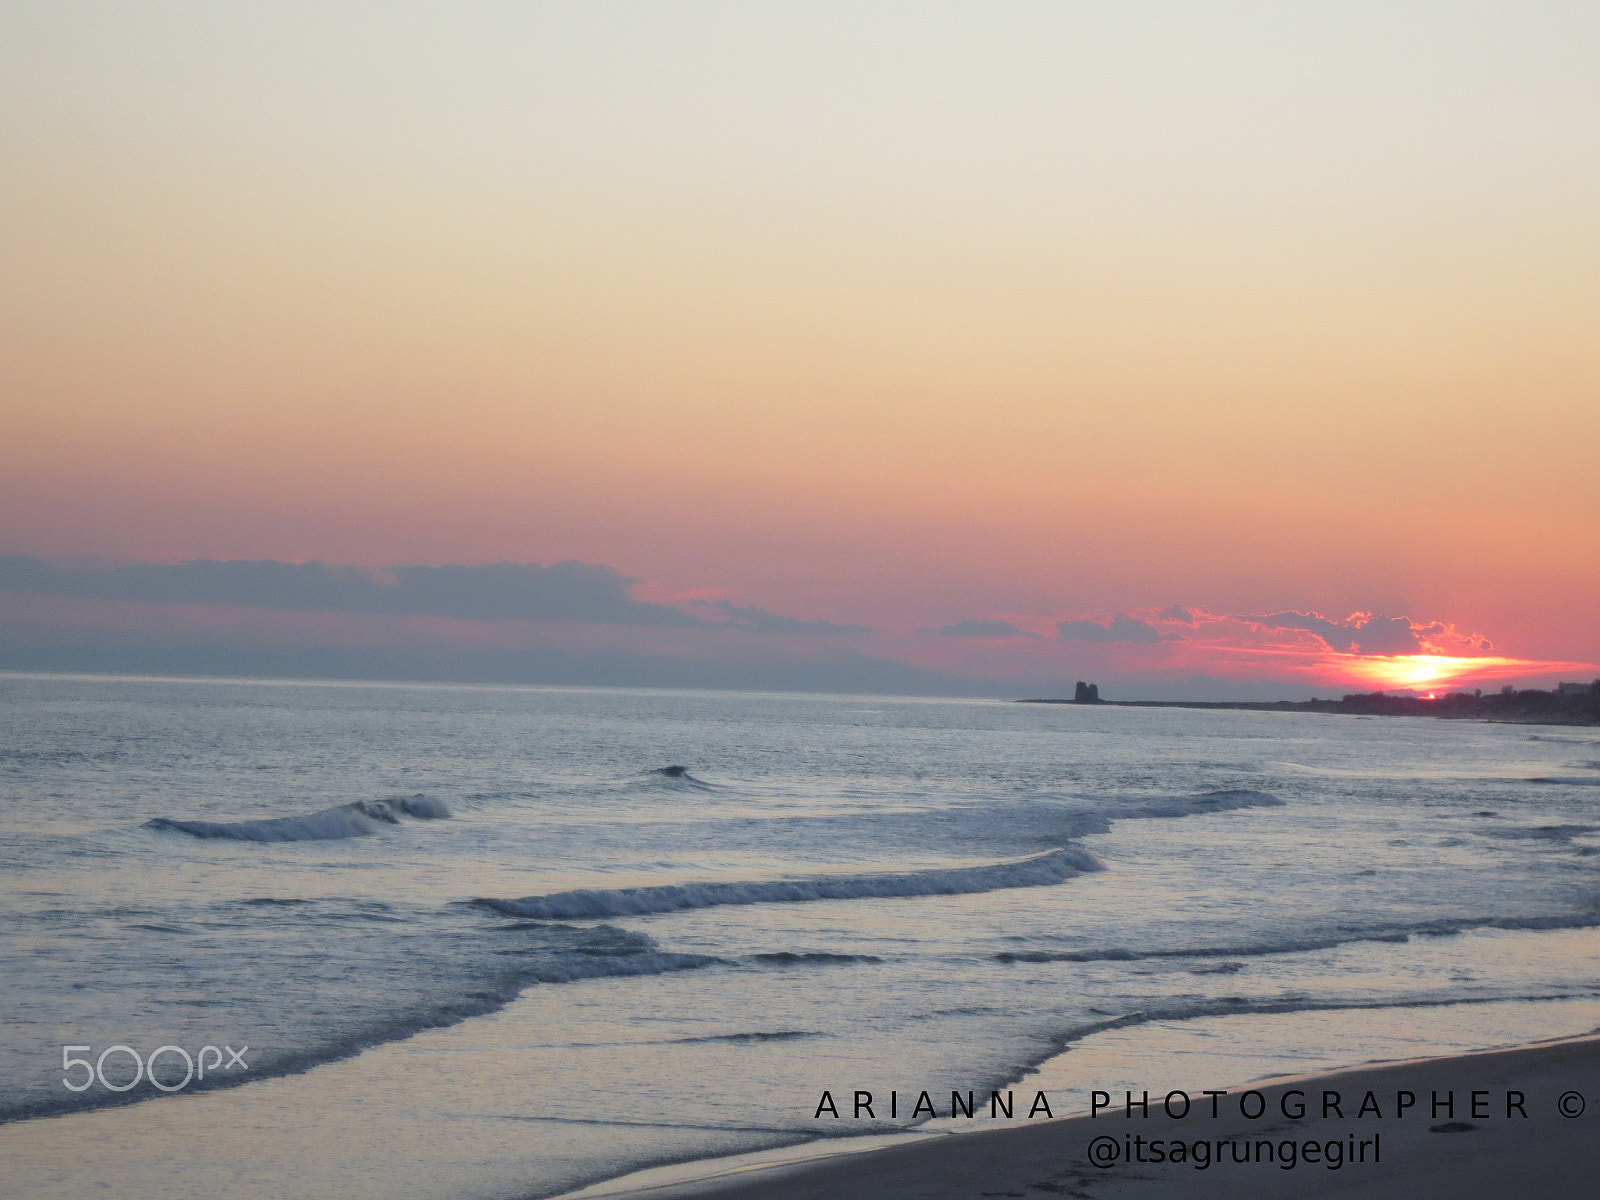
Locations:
4;672;1600;1199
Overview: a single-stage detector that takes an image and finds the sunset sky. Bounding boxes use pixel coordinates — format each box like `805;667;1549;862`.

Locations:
3;2;1597;696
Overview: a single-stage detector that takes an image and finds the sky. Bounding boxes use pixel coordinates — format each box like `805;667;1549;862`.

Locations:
2;2;1597;697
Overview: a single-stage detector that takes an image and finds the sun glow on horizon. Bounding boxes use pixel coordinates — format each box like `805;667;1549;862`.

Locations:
1339;654;1533;692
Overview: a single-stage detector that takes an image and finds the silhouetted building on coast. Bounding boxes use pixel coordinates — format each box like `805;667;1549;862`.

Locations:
1022;681;1599;726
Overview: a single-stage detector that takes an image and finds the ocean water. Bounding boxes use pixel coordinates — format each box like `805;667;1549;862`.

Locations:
4;673;1600;1198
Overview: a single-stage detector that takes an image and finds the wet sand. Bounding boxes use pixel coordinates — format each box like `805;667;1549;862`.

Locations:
575;1034;1600;1200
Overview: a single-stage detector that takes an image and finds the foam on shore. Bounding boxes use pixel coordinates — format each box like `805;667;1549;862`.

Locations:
473;847;1103;920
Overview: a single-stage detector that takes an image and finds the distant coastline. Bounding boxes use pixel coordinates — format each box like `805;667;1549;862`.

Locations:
1019;687;1600;727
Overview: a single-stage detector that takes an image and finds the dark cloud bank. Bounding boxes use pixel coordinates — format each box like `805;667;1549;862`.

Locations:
0;556;878;638
0;636;987;696
705;600;873;635
921;620;1042;640
0;555;703;627
1056;614;1164;643
1253;611;1427;657
0;557;956;695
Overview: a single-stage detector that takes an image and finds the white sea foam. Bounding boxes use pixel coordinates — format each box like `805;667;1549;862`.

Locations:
471;791;1279;921
476;847;1102;920
1117;788;1284;818
144;797;449;842
392;794;452;819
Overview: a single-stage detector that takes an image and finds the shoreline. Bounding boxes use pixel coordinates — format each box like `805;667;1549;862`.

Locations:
566;1031;1600;1199
1018;694;1600;728
9;991;1600;1200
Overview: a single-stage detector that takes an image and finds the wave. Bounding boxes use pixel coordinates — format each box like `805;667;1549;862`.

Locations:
673;1030;822;1044
1527;777;1600;787
749;951;883;966
0;913;715;1126
467;792;1277;922
0;746;124;765
474;848;1102;921
993;911;1600;966
639;765;715;790
390;794;452;818
964;989;1600;1100
1119;788;1284;818
995;932;1410;965
143;795;450;842
1480;824;1598;842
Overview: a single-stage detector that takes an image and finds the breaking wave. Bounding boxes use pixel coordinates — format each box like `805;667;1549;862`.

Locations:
638;765;716;790
474;847;1103;921
144;795;451;842
391;794;452;819
1013;989;1600;1083
1480;824;1598;842
993;911;1600;966
1119;789;1284;818
672;1030;822;1044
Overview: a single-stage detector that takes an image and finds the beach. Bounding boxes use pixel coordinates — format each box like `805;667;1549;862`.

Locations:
578;1035;1600;1200
8;3;1600;1195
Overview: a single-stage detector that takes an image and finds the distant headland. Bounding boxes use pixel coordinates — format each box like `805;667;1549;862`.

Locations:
1020;681;1600;727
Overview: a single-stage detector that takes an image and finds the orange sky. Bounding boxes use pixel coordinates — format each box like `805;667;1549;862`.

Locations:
2;4;1597;693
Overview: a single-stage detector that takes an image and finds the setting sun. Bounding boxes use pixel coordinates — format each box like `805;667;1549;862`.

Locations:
1340;654;1524;692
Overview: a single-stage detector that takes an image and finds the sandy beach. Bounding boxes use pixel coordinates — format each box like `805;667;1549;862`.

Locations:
578;1034;1600;1200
